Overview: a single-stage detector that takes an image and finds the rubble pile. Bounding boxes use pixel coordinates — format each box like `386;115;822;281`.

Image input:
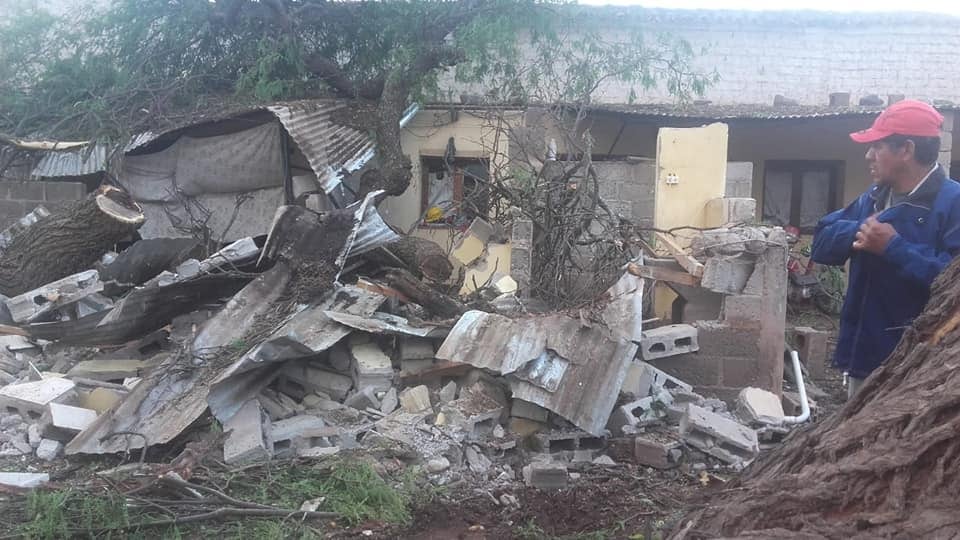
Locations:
0;194;804;493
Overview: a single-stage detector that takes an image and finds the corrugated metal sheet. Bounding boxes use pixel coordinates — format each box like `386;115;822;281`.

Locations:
589;103;895;120
435;311;637;435
323;311;447;338
31;144;108;178
268;101;374;193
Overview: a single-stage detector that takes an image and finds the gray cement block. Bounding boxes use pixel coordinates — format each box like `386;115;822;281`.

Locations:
398;337;435;361
0;378;76;419
344;386;380;412
721;295;764;327
523;462;568;490
679;404;758;465
792;326;829;378
606;397;656;435
633;435;682;469
640;324;699;360
511;399;549;422
223;399;272;465
350;342;394;392
701;256;755;295
736;387;785;426
281;364;352;401
399;385;431;413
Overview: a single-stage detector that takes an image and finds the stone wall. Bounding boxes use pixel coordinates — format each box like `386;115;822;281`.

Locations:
0;181;87;229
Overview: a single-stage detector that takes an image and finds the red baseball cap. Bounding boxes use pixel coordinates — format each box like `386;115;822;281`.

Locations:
850;99;943;143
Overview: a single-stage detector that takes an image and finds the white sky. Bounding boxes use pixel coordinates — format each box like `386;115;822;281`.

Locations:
577;0;960;16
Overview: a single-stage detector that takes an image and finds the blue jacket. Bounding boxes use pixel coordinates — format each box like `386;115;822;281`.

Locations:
811;165;960;378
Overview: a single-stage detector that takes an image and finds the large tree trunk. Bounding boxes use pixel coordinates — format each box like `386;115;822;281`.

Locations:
673;257;960;539
0;186;144;296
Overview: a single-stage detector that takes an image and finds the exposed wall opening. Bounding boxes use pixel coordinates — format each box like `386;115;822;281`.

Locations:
419;156;490;229
762;160;844;233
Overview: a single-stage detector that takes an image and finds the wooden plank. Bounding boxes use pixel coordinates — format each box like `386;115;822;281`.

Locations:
655;232;705;278
626;263;701;287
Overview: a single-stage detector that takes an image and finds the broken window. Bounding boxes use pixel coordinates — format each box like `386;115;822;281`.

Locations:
762;161;842;233
420;157;490;228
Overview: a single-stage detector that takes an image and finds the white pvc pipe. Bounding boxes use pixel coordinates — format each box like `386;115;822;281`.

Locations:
782;350;811;424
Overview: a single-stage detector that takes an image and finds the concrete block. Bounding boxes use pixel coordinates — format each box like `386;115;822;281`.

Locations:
40;403;98;442
694;321;761;359
680;404;758;465
792;327;829;379
511;399;549;423
223;400;272;465
640;324;699;361
350;342;394;392
633;434;682;469
66;359;149;381
736;387;785;426
721;295;763;327
700;256;755;295
36;439;63;461
606;397;656;436
281;364;353;401
725;162;753;198
782;391;817;418
399;385;432;413
270;414;326;444
380;387;398;414
344;386;380;411
438;381;458;404
0;378;75;419
522;462;568;490
0;472;49;488
536;430;606;453
328;344;352;373
705;198;756;227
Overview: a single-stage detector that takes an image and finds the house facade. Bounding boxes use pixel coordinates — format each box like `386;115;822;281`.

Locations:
386;8;960;240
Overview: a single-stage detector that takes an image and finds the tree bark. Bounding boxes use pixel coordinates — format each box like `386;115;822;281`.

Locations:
673;256;960;539
382;268;468;319
0;186;144;296
369;236;453;282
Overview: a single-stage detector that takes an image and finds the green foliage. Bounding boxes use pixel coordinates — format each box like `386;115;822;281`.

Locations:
0;0;712;142
20;488;134;539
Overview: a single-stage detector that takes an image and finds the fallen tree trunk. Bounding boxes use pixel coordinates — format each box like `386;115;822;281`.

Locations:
673;257;960;539
0;186;144;296
374;236;453;282
382;268;468;319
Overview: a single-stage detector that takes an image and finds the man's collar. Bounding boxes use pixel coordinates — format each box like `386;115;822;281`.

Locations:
869;163;946;210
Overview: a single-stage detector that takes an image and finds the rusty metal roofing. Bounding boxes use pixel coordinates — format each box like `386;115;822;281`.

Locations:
31;144;108;178
122;99;375;193
436;310;637;435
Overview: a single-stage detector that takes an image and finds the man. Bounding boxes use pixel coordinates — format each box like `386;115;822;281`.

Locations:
811;99;960;399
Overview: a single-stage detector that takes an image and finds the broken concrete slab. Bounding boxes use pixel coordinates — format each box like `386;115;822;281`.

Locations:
401;359;434;375
511;399;549;423
399;385;432;413
0;378;75;419
737;387;785;426
438;381;457;404
600;267;645;343
380;387;398;414
523;462;568;490
634;433;683;469
592;455;616;466
465;445;493;473
700;255;755;295
680;404;759;465
36;438;63;461
436;311;636;436
40;403;98;442
6;269;103;324
66;359;150;381
350;342;394;392
280;364;353;401
344;386;381;412
0;472;49;488
640;324;699;361
452;217;494;266
223;400;272;466
270;414;326;445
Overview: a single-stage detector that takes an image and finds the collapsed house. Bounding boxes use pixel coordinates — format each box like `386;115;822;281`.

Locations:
0;114;830;492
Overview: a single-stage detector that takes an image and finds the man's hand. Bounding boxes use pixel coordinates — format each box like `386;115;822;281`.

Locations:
852;215;897;255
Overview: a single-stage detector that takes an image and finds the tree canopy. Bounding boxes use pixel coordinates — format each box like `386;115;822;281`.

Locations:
0;0;713;195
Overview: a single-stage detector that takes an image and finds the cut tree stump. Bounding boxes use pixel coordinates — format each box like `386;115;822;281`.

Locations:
0;186;144;296
373;236;453;282
672;255;960;539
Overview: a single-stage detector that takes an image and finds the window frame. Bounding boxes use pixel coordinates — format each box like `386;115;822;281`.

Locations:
762;160;844;234
419;156;490;228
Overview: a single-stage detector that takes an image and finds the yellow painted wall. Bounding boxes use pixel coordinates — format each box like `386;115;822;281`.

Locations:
379;108;520;235
655;123;729;237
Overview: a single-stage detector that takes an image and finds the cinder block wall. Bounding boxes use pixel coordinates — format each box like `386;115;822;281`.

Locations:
0;181;87;229
595;160;656;228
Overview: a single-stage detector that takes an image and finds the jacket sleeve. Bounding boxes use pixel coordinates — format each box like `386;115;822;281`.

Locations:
811;196;865;266
883;199;960;288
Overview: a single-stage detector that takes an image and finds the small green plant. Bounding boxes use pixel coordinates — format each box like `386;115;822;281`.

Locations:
20;488;133;539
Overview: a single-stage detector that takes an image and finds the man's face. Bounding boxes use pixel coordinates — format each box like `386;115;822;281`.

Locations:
865;141;910;186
